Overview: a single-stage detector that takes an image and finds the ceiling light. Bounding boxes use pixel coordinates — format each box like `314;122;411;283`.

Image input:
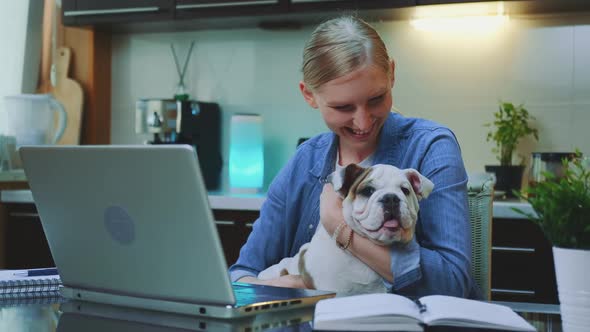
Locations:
410;1;509;33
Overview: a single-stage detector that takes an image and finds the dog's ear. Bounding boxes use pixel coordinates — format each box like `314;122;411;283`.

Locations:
328;164;367;198
404;169;434;200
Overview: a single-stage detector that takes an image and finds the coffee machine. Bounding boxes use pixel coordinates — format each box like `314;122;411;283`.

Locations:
135;98;222;190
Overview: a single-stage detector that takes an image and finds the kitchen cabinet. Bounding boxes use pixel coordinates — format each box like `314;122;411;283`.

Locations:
491;217;558;304
415;0;480;4
175;0;289;20
0;201;258;269
213;209;258;266
288;0;357;12
288;0;415;12
62;0;590;31
62;0;175;26
1;203;54;269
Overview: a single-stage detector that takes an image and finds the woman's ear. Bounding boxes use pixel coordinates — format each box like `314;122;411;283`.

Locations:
299;81;318;108
390;59;396;86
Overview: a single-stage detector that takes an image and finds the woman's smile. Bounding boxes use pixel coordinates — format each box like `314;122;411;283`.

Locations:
345;120;377;140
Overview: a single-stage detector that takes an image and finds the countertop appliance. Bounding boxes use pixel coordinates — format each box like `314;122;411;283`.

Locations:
529;152;578;185
135;98;221;190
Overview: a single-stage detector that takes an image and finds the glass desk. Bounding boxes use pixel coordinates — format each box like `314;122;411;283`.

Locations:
0;298;561;331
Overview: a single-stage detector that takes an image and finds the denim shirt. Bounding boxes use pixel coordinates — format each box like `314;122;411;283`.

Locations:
229;112;475;298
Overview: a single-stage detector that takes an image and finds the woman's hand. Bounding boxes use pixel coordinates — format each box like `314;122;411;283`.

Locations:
319;183;345;236
238;275;308;289
267;275;308;288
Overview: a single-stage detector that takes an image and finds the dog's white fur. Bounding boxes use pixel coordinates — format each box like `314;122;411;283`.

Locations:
258;164;434;295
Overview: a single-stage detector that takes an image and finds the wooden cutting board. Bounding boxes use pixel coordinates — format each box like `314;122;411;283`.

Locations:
51;47;83;145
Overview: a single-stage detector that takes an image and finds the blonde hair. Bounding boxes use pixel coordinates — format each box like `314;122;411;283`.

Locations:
302;16;392;91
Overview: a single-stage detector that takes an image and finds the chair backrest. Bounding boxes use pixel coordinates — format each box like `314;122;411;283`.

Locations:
467;172;495;300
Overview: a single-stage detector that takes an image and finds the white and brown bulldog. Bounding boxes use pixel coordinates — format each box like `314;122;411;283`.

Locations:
258;164;434;295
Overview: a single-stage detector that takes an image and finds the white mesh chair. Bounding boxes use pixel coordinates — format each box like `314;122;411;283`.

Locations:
467;172;495;300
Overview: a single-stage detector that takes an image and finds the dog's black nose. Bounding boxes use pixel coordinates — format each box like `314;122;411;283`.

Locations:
379;193;400;207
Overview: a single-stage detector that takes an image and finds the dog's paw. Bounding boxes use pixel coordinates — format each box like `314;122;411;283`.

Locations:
298;248;317;289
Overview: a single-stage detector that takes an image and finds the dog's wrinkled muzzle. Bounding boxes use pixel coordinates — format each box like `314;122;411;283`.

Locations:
380;193;402;232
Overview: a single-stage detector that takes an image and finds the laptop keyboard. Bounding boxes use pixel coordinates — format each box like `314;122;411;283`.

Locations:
232;282;303;308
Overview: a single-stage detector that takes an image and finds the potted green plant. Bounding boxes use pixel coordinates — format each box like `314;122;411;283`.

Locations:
515;152;589;332
484;101;538;197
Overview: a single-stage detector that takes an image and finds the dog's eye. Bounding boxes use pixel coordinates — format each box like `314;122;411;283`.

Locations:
401;187;411;196
358;186;375;197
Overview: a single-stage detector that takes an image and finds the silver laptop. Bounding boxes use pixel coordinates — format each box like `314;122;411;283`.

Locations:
58;300;314;332
20;145;334;319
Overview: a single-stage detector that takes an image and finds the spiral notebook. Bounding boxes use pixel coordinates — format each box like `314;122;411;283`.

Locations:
0;268;62;295
0;290;64;307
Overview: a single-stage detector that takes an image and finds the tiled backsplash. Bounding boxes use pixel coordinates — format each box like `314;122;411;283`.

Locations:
111;14;590;192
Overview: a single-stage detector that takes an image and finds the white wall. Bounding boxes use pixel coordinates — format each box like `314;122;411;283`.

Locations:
110;13;590;192
0;1;43;98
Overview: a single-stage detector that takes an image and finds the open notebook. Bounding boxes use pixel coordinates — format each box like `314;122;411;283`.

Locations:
313;293;536;331
20;145;334;319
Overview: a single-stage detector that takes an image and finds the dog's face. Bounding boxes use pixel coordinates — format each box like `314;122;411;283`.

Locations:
329;164;434;245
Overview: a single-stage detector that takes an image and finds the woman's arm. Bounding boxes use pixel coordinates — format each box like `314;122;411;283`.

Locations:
320;184;394;283
405;130;471;297
237;275;307;288
229;184;292;284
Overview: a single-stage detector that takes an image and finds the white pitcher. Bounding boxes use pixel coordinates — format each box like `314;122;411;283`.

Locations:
0;94;67;146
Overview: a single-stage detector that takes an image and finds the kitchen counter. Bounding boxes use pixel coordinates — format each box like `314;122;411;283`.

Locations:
492;200;536;219
0;170;27;182
0;189;266;211
0;170;29;190
1;189;534;218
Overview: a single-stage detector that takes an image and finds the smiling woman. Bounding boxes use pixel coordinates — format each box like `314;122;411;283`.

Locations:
229;15;474;299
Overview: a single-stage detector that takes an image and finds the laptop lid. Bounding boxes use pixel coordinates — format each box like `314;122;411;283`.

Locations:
20;145;236;306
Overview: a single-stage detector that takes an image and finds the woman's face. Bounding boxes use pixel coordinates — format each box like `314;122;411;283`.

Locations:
300;62;394;157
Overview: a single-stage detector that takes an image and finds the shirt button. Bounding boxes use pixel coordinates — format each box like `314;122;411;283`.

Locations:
308;224;314;230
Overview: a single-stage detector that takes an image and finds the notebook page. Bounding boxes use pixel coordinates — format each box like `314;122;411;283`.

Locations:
420;295;535;331
314;293;422;323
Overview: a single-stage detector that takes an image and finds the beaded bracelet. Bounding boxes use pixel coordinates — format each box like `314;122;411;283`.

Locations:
332;222;346;242
339;227;354;250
